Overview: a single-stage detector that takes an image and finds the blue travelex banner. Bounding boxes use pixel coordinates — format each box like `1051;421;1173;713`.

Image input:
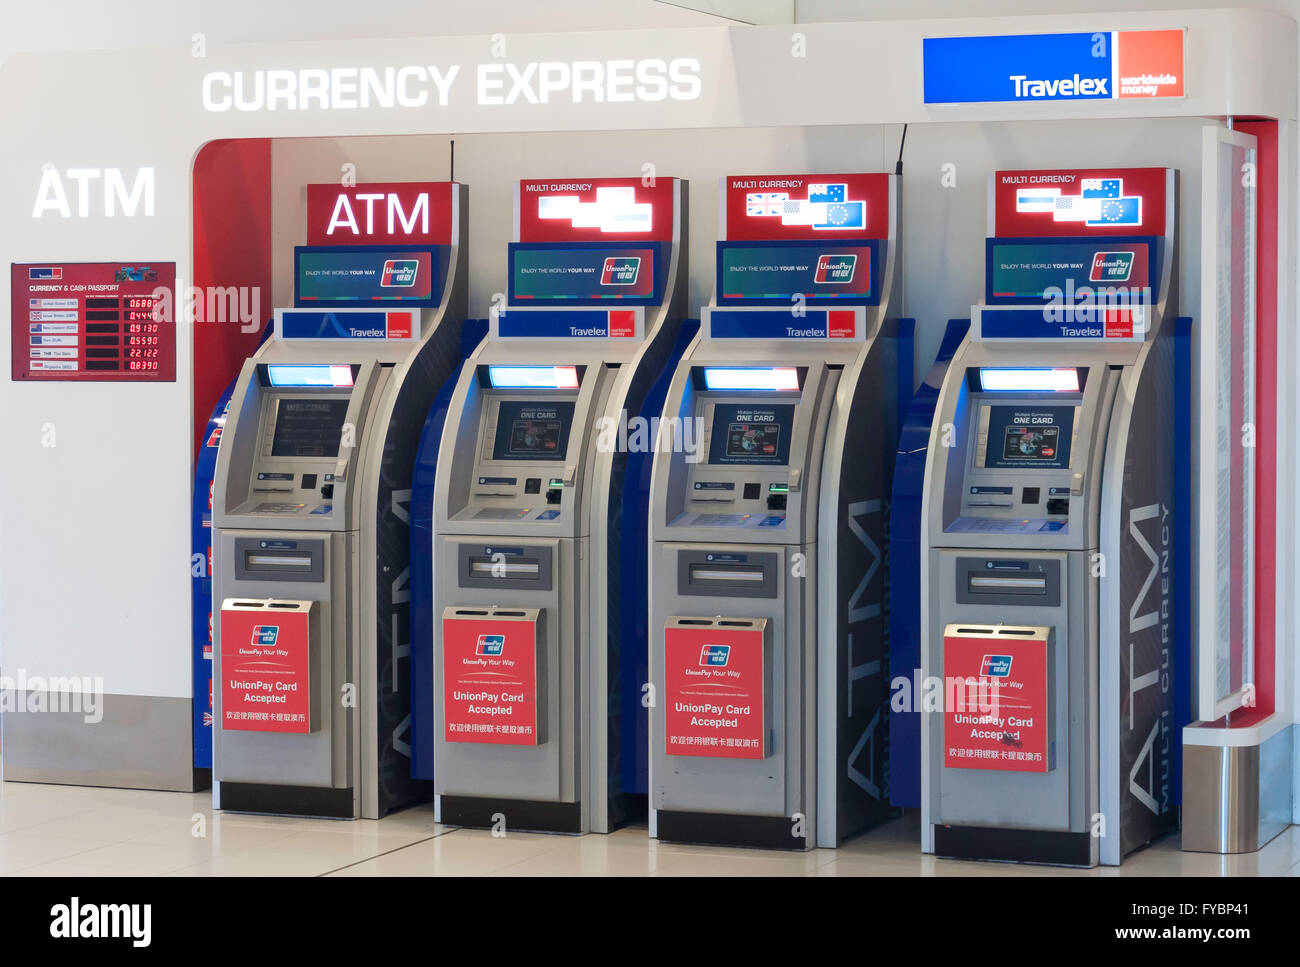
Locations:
708;308;858;340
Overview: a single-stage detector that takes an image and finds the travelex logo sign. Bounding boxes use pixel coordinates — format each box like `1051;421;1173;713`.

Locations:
923;29;1184;104
380;260;419;287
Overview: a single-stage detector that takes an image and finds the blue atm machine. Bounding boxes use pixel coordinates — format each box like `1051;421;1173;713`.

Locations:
919;167;1191;866
647;173;911;849
210;182;472;819
427;177;691;833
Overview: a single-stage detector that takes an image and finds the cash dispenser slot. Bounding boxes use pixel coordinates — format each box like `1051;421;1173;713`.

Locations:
689;565;764;584
968;575;1047;593
234;537;324;583
676;549;778;599
457;543;554;591
956;557;1061;608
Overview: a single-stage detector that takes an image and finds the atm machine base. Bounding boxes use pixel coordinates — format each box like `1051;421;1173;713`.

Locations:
440;796;583;834
220;782;355;820
658;811;807;851
934;826;1093;867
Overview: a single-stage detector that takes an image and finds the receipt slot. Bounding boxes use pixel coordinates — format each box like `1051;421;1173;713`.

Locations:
431;177;688;833
212;182;470;819
649;173;911;849
920;168;1190;866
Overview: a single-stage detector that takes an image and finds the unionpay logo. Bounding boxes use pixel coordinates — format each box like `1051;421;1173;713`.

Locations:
380;260;419;287
699;644;731;667
981;654;1013;677
600;256;641;286
814;253;857;284
252;625;280;647
477;634;505;657
1090;251;1135;282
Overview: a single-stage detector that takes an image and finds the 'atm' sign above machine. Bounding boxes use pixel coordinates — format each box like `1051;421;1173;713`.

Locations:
923;29;1184;104
306;182;456;246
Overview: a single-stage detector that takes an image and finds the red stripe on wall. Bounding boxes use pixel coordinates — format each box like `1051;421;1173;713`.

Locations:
1236;119;1277;718
191;139;273;458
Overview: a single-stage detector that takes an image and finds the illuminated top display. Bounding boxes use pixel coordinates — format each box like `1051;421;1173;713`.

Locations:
306;182;455;247
993;168;1170;237
723;173;889;241
517;178;677;243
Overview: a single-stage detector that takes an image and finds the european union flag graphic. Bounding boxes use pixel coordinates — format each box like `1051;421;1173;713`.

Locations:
817;202;865;229
808;183;847;204
1088;197;1142;226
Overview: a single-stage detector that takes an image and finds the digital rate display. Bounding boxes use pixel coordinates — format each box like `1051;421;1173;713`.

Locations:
983;404;1076;469
492;400;576;461
708;403;795;466
11;262;177;382
271;398;351;457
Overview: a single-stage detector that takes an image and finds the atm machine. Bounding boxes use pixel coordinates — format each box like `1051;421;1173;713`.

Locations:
648;173;911;849
920;167;1190;866
211;181;470;819
431;177;689;833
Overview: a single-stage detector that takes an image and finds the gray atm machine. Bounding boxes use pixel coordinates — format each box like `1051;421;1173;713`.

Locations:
431;177;687;833
648;173;910;849
920;167;1188;866
212;181;469;819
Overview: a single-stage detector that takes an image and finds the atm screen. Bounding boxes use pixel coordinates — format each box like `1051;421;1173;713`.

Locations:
708;403;795;465
983;404;1075;469
492;400;575;461
271;398;350;457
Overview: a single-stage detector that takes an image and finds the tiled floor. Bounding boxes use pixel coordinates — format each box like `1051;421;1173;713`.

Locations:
1;779;1296;876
